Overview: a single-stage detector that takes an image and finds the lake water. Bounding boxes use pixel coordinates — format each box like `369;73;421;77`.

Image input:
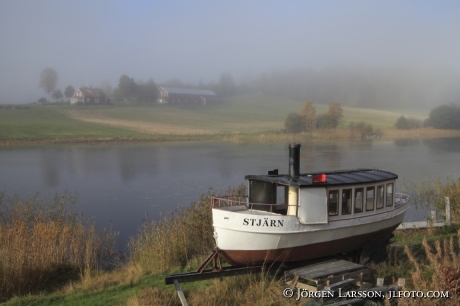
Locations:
1;138;460;248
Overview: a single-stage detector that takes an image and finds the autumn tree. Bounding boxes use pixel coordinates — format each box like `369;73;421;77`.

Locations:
326;102;343;129
301;99;317;131
39;68;58;99
316;113;333;128
64;85;75;101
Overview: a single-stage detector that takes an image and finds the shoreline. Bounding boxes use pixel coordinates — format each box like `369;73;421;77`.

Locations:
1;127;460;146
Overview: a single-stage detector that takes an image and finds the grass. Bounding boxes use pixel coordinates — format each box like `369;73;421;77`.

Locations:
368;227;460;306
3;178;460;305
0;193;116;302
0;105;152;142
129;185;245;273
2;95;449;145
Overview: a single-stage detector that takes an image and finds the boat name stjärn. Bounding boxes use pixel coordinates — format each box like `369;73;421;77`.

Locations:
243;218;284;227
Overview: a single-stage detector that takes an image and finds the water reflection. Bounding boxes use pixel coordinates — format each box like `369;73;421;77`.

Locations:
394;139;420;148
40;149;60;187
423;137;460;152
300;143;342;171
3;139;460;247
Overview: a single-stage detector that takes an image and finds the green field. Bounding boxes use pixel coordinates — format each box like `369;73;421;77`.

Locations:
0;95;429;144
0;105;150;142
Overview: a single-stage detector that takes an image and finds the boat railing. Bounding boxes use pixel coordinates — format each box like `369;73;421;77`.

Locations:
211;196;291;213
395;193;410;208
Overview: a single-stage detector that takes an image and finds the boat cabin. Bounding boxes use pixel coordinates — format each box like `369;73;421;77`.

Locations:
244;145;398;224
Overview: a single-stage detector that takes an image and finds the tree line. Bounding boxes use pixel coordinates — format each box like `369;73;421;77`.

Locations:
395;104;460;130
38;68;238;104
38;65;459;111
285;100;344;133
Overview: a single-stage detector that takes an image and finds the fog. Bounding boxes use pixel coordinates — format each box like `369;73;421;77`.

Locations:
1;0;459;108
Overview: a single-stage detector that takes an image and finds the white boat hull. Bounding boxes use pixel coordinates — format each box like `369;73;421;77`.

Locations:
212;200;409;265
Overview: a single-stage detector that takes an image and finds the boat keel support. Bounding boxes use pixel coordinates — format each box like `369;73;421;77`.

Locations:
196;247;223;273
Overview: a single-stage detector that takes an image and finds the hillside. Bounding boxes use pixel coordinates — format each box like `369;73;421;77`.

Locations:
0;95;436;143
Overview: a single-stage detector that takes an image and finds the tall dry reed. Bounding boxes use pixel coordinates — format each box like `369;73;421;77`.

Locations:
128;185;246;273
0;192;116;300
406;176;460;222
400;232;460;305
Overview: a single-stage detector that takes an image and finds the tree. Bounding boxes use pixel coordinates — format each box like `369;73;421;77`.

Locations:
164;78;184;88
427;104;460;129
136;79;158;103
301;99;317;131
64;85;75;101
118;74;136;100
216;72;236;96
285;113;305;133
326;102;343;129
316;113;333;128
38;97;47;104
395;116;409;130
51;89;63;102
100;80;113;98
39;68;58;99
349;121;375;139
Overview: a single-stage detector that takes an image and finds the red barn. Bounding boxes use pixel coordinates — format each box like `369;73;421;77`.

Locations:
157;87;217;105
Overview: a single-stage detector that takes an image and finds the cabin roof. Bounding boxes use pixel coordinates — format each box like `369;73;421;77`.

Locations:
245;169;398;187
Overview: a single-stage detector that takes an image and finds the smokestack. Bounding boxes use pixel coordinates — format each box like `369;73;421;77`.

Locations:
289;144;301;177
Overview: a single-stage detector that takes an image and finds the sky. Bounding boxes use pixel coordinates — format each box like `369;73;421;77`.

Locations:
0;0;459;104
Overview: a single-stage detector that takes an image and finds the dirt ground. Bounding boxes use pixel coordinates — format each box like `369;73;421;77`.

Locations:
60;110;216;135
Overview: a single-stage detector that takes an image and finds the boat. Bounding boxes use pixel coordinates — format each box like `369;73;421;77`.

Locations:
211;144;410;266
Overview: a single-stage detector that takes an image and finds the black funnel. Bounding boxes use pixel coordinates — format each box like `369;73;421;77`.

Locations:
289;144;301;177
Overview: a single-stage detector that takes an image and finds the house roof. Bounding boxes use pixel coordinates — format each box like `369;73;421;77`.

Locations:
245;169;398;188
76;87;105;97
159;87;216;96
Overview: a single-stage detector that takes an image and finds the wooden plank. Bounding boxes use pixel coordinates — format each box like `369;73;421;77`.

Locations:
285;260;370;291
397;220;447;230
289;275;300;289
316;270;370;288
287;260;362;278
286;280;317;292
286;260;367;280
324;278;357;291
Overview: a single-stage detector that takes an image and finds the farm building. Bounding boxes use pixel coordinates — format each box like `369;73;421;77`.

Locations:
70;87;108;105
157;87;217;105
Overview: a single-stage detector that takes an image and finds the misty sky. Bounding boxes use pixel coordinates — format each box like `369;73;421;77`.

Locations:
1;0;459;104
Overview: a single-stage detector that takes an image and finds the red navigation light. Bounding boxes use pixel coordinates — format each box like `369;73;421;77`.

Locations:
313;174;327;183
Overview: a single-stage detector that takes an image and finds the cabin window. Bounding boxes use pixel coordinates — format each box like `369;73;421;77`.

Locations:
366;187;375;211
341;189;352;215
354;188;364;213
376;185;384;209
276;185;286;204
386;183;394;207
249;181;275;212
328;190;339;216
